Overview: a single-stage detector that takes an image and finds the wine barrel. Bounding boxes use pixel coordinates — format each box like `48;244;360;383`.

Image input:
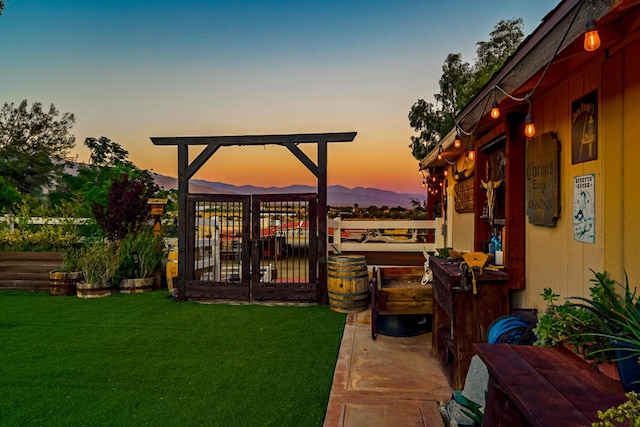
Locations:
327;255;369;313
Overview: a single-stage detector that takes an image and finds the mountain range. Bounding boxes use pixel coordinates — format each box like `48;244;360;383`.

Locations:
153;175;424;208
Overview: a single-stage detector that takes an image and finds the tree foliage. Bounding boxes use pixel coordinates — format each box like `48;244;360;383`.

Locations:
408;18;524;161
0;100;76;195
92;169;159;241
85;136;131;167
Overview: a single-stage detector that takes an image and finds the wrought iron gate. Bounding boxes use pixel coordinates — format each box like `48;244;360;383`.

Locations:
184;193;318;302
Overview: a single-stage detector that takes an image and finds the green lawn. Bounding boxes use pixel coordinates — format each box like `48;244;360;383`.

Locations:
0;291;346;426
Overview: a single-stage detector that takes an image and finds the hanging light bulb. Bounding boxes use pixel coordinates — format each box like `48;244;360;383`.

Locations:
491;100;500;119
443;169;448;177
524;113;536;138
454;134;462;148
584;16;601;52
467;143;475;161
437;147;443;160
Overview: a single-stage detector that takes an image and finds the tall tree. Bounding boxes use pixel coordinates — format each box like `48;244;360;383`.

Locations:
408;18;524;161
0;1;5;16
0;100;76;195
84;136;131;167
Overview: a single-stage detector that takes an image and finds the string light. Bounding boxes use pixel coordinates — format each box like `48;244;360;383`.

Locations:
452;0;585;147
490;100;500;119
437;147;443;160
467;142;475;161
524;98;535;138
454;133;462;148
584;16;601;51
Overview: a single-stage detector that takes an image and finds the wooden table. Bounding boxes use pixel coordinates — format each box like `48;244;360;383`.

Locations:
429;255;510;389
475;343;626;427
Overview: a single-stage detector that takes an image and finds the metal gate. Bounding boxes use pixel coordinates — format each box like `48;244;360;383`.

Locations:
183;193;318;302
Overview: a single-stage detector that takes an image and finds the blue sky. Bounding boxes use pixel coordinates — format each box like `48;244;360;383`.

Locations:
0;0;558;194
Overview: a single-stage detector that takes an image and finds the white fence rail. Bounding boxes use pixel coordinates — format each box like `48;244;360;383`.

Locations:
327;217;445;254
0;215;91;231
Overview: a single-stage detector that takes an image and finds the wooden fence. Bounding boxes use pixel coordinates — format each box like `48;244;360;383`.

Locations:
327;217;445;266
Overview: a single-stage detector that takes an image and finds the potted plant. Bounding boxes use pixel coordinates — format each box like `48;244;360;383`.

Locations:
569;270;640;392
117;228;163;293
49;247;84;296
533;284;618;376
593;391;640;426
77;240;119;298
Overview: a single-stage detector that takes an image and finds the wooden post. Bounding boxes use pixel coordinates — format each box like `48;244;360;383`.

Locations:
317;141;328;305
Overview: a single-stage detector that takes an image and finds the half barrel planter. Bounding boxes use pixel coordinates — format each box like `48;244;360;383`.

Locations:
119;277;153;294
49;271;83;296
76;282;115;298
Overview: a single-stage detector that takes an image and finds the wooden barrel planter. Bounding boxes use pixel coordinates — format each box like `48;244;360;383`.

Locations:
119;278;153;294
76;282;115;298
49;271;83;296
327;254;369;313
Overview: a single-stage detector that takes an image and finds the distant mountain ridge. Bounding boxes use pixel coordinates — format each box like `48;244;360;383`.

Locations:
154;175;424;208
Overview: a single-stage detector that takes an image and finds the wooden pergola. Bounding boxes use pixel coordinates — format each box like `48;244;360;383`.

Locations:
150;132;357;301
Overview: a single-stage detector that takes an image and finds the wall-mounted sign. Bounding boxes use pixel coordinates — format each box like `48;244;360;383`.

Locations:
454;177;474;213
572;90;598;164
573;174;595;243
526;132;560;227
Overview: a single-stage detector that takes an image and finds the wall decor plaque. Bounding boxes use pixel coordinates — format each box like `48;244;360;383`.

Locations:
526;132;560;226
572;90;598;164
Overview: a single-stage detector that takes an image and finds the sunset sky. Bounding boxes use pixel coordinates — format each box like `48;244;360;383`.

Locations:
0;0;558;194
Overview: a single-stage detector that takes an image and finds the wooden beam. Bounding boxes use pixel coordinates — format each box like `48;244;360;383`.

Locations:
150;132;356;146
283;143;318;177
186;143;221;180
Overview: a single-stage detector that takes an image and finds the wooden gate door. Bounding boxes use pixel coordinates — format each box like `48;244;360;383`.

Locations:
185;194;251;300
251;194;318;302
184;193;318;302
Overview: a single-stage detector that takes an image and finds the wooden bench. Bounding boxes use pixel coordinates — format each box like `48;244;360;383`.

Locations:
475;343;627;427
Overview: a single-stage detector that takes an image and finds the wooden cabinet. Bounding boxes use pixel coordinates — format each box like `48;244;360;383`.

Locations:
429;255;510;389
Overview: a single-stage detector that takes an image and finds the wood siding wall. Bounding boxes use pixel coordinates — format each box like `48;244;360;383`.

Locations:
517;36;640;309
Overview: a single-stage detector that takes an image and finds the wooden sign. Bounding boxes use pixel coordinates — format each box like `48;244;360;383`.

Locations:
454;178;474;213
571;90;598;164
526;132;560;226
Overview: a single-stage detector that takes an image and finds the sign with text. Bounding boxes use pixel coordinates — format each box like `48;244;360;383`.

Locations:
572;90;598;164
573;174;595;243
526;132;560;226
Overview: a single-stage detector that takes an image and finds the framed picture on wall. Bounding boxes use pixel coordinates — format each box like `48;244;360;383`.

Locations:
571;90;598;164
573;174;595;243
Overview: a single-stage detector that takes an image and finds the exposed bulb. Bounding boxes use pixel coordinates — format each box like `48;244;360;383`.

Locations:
490;101;500;119
454;134;461;148
584;17;601;52
467;146;475;161
524;113;536;138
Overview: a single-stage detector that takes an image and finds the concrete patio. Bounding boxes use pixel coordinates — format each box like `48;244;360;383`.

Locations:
324;309;453;427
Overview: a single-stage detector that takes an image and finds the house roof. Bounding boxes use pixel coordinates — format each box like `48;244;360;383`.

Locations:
420;0;638;171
